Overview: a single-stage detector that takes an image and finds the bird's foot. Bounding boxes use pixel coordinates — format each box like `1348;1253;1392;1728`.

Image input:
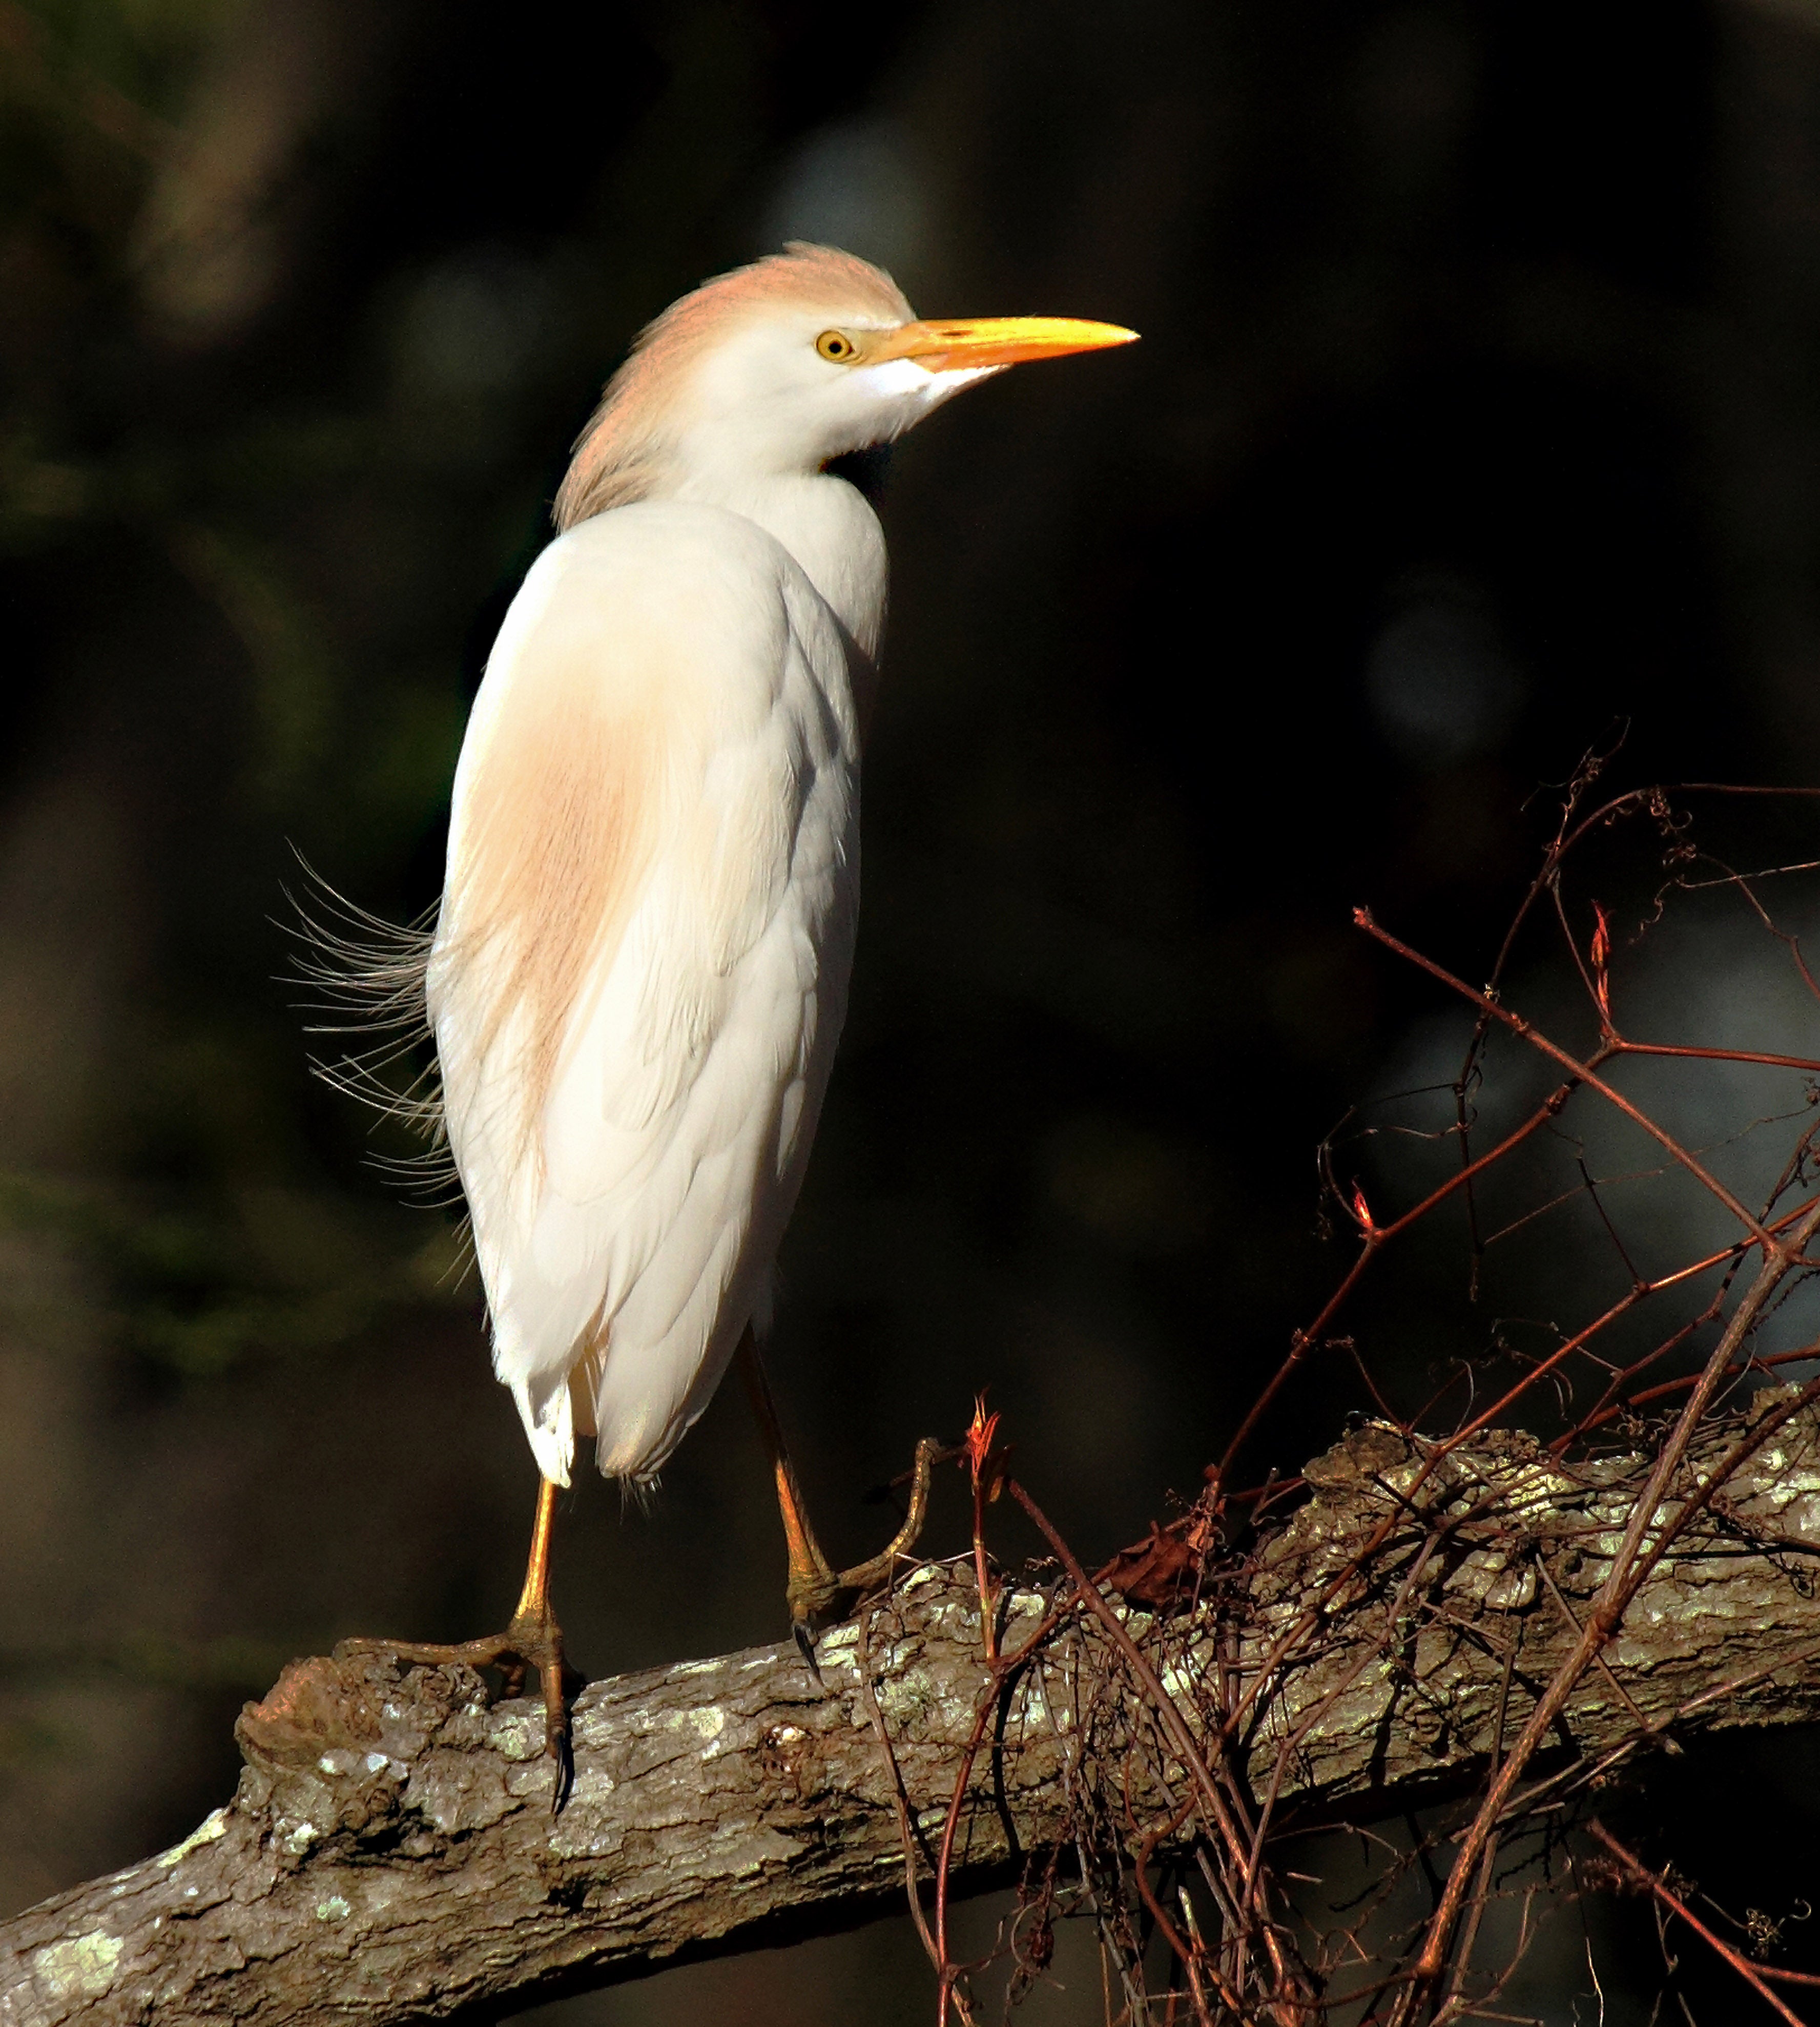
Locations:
338;1599;582;1812
787;1436;955;1648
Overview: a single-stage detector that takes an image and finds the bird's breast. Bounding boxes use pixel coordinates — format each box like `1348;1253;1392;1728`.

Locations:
433;500;863;1207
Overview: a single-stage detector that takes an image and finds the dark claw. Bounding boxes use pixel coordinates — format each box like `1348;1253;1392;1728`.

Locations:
537;1651;578;1815
547;1714;574;1814
793;1619;824;1685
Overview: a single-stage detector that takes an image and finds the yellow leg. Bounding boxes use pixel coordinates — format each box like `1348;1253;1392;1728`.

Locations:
507;1475;560;1641
736;1329;947;1636
340;1475;577;1811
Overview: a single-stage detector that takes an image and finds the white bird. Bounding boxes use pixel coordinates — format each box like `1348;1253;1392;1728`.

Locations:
333;243;1135;1791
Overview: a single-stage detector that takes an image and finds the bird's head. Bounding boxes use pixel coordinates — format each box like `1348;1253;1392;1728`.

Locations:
554;243;1136;527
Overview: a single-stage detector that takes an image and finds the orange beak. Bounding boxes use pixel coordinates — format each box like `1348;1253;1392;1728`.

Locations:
870;315;1139;374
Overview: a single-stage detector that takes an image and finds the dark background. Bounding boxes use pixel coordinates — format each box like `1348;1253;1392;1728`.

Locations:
8;2;1820;2019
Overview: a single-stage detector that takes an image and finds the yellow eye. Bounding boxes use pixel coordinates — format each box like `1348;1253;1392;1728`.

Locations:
815;329;857;363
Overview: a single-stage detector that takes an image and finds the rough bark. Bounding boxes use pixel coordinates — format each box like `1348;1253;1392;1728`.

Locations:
7;1405;1820;2026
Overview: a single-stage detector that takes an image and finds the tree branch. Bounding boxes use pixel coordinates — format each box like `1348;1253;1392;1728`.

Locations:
8;1399;1820;2025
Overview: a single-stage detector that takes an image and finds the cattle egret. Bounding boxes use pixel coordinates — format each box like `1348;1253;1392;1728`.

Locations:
329;243;1135;1794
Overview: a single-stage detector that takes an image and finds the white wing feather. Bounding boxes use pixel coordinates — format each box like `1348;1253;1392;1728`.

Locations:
431;503;860;1485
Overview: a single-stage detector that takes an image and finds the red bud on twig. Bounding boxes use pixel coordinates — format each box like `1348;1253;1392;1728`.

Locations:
962;1394;1008;1663
963;1394;1005;1502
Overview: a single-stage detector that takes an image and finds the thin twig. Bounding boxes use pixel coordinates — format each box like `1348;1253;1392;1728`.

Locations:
1588;1821;1809;2025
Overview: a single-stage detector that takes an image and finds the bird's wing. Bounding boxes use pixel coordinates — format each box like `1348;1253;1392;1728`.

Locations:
430;503;860;1484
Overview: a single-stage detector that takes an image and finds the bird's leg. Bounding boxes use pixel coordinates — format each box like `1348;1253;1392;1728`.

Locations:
736;1330;837;1624
338;1475;578;1810
495;1475;574;1764
735;1329;947;1644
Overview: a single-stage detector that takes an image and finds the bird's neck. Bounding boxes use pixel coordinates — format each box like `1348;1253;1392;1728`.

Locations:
674;469;889;662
